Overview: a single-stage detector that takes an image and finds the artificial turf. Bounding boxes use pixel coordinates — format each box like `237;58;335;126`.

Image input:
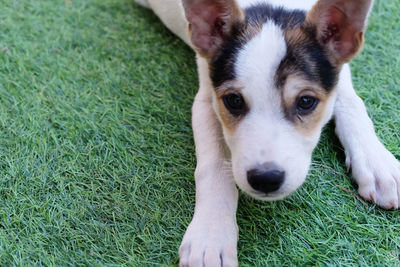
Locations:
0;0;399;265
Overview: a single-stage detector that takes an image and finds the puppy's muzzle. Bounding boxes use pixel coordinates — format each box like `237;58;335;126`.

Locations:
247;162;285;194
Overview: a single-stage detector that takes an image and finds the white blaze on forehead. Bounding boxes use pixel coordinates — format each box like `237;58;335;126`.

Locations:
235;20;287;91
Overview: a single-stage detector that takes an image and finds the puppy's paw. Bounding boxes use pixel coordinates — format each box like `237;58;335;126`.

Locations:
179;214;238;267
349;142;400;209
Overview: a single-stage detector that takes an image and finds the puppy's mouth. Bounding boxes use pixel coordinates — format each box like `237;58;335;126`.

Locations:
245;189;292;201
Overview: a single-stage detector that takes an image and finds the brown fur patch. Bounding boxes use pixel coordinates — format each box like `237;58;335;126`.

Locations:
281;75;335;137
215;84;246;135
207;21;263;80
276;26;339;92
209;3;344;138
210;3;309;88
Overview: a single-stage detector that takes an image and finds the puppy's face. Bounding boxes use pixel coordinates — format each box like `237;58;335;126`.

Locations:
183;0;373;200
212;18;338;200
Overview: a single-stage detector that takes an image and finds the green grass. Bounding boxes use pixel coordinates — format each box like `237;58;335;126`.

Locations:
0;0;399;265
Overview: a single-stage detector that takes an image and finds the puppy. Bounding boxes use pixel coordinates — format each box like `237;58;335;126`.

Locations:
135;0;400;266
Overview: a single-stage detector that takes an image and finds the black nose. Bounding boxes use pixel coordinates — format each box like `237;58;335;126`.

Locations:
247;162;285;194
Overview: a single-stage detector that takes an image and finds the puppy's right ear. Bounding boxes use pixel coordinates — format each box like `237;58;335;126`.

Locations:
306;0;374;64
182;0;244;58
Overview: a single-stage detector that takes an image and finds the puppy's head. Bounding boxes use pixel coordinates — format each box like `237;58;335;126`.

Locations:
183;0;373;200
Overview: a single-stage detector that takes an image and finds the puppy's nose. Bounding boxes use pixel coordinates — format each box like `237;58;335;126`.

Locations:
247;162;285;194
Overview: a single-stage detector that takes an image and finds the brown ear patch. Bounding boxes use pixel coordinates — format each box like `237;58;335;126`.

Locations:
305;0;373;64
314;5;364;63
183;0;244;58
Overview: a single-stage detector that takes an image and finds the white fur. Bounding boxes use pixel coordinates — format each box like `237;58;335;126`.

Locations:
235;21;286;90
220;21;311;200
134;0;150;8
139;0;192;45
134;0;400;266
179;56;239;267
335;65;400;210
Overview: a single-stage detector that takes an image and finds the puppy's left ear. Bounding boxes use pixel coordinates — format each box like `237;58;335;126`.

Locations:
182;0;244;59
306;0;374;64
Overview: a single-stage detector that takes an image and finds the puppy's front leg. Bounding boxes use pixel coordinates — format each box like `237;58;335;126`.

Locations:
335;64;400;209
179;57;239;267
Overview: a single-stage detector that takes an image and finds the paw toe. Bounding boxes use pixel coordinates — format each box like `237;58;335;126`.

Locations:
188;253;204;267
221;249;238;267
377;198;398;210
375;175;399;209
358;185;376;202
179;244;190;267
203;249;221;266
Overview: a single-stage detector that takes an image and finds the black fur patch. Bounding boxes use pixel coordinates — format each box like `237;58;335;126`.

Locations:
245;4;306;29
210;3;338;92
276;25;338;91
211;23;246;88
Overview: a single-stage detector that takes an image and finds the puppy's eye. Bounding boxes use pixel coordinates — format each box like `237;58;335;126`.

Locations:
296;96;318;115
222;93;246;116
